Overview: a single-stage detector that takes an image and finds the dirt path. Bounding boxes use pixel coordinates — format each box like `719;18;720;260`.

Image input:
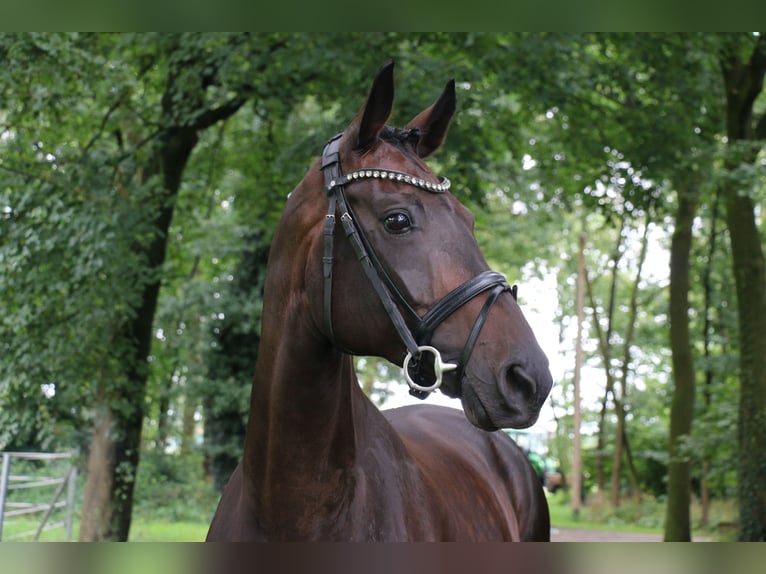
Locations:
551;527;713;542
551;527;662;541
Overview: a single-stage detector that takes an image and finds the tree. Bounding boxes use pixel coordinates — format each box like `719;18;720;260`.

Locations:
719;32;766;541
78;33;265;541
1;33;134;454
665;170;702;540
484;35;695;511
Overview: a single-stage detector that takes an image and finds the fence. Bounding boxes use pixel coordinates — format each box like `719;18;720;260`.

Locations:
0;451;77;541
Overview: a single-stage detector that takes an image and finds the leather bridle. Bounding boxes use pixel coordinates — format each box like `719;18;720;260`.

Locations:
320;134;517;399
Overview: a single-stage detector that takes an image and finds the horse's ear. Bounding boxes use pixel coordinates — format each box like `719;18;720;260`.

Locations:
351;61;395;152
406;79;456;158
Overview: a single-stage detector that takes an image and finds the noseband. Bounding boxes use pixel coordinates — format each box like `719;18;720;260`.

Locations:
321;134;517;399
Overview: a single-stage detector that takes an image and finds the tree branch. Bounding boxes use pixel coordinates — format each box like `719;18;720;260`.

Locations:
720;33;766;139
755;109;766;140
81;51;160;158
82;89;131;156
190;96;248;132
742;34;766;118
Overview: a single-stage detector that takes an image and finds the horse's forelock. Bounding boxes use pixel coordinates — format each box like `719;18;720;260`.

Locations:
379;126;421;155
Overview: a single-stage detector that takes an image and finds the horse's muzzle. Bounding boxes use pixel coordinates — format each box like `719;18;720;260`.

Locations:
498;360;553;428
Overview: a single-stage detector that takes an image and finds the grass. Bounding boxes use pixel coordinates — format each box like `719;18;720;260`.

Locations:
2;517;209;542
128;519;209;542
547;492;664;534
3;490;737;541
546;489;738;540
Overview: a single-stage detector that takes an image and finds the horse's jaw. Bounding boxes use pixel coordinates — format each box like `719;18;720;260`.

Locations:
458;390;540;432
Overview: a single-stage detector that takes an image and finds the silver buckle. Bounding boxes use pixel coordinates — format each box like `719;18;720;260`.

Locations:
403;345;458;394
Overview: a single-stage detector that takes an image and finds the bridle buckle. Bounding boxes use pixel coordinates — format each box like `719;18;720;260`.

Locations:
403;345;458;397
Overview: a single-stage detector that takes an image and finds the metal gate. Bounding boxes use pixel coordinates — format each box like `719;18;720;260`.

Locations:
0;452;77;541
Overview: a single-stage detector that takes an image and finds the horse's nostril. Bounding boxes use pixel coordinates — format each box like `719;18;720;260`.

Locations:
506;364;537;400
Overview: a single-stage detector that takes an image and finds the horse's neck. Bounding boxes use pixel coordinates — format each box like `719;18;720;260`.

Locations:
241;303;378;532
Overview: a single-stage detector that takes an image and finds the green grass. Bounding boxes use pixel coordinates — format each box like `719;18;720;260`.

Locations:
1;517;210;542
546;489;738;540
547;493;663;534
128;519;209;542
3;490;736;541
0;518;73;541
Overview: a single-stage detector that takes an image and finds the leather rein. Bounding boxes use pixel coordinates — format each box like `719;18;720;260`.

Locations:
320;134;516;399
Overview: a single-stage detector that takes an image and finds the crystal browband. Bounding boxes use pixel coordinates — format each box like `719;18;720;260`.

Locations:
327;168;450;194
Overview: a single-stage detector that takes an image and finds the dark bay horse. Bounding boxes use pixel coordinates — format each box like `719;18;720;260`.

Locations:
206;62;554;541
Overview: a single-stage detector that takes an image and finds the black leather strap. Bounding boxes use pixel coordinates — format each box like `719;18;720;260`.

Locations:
416;271;510;345
321;135;343;343
455;283;507;385
322;194;337;343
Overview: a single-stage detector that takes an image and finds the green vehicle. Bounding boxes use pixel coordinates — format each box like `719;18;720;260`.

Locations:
503;429;565;493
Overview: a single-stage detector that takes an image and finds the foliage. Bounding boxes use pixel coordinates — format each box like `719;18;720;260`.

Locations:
132;450;219;523
355;357;400;407
200;227;270;491
0;33;148;451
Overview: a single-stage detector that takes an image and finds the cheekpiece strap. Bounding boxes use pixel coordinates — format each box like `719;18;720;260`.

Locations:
320;134;344;344
321;134;344;190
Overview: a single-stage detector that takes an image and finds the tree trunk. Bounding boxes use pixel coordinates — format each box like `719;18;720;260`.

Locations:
720;35;766;542
77;36;253;540
79;126;198;541
664;180;699;542
700;185;722;529
593;221;625;499
622;429;641;503
610;216;650;508
78;405;116;540
585;221;624;502
571;233;585;518
586;277;614;503
593;390;610;502
609;400;625;508
726;182;766;541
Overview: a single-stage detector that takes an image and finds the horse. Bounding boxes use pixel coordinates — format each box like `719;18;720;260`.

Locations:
206;61;554;542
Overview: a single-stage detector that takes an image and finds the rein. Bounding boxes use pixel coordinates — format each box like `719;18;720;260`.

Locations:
321;134;516;399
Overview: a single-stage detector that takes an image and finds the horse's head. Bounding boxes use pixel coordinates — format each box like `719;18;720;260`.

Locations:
291;62;552;430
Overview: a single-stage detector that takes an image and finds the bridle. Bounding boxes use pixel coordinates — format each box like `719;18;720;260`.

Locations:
321;134;517;399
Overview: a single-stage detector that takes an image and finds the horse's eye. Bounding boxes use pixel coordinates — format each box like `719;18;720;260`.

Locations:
383;212;412;234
